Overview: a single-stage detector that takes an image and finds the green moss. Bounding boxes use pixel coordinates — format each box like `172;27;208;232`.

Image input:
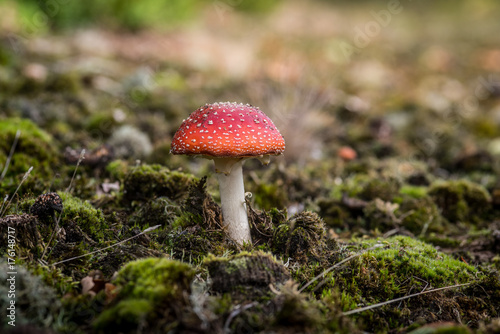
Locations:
308;236;477;297
59;192;110;241
338;174;400;203
123;164;197;203
94;299;153;329
207;293;233;316
361;236;476;285
399;196;444;234
0;44;13;67
0;214;43;258
105;159;129;180
429;180;491;224
253;183;288;210
269;283;327;333
469;117;500;139
362;199;399;232
204;251;290;299
234;0;281;14
166;225;225;262
0;118;60;195
303;236;479;332
399;185;428;198
45;72;81;94
170;211;203;230
85;111;119;137
94;257;194;333
358;177;400;202
27;263;76;296
129;197;180;228
113;257;194;300
422;234;461;248
317;198;351;229
326;236;475;304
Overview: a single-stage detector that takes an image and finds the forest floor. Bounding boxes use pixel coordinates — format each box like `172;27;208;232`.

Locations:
1;1;500;333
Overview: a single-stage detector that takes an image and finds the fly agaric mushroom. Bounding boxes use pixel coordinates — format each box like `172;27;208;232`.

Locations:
171;102;285;244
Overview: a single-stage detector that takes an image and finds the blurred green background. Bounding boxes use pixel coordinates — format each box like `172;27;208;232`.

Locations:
4;0;281;31
2;0;499;32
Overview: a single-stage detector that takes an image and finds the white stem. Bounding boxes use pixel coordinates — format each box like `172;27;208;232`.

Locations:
214;158;251;245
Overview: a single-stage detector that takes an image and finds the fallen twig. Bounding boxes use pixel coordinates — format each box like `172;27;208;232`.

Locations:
0;166;33;217
1;129;20;181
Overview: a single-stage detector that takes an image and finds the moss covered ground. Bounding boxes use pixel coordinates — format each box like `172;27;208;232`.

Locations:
1;1;500;333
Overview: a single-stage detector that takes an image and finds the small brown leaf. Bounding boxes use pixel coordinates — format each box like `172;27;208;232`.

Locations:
104;283;117;302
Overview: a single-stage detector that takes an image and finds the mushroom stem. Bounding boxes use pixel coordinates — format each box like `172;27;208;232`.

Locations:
214;158;251;245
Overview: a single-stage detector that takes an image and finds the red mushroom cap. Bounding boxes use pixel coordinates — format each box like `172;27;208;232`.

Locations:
171;102;285;157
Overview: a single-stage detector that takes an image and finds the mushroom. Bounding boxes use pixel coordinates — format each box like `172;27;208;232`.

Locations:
171;102;285;245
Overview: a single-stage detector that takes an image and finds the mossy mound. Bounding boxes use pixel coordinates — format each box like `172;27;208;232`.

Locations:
0;118;60;194
122;164;197;203
252;182;288;211
128;196;180;228
309;236;479;332
317;198;351;229
105;159;129;180
161;177;229;263
358;177;400;202
167;225;227;262
58;192;110;241
358;195;444;235
399;196;444;235
362;198;400;232
272;211;327;263
227;281;349;334
429;180;491;225
360;236;476;287
93;257;194;333
205;251;290;299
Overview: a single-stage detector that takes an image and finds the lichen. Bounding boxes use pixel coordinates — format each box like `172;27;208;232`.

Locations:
0;260;62;330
